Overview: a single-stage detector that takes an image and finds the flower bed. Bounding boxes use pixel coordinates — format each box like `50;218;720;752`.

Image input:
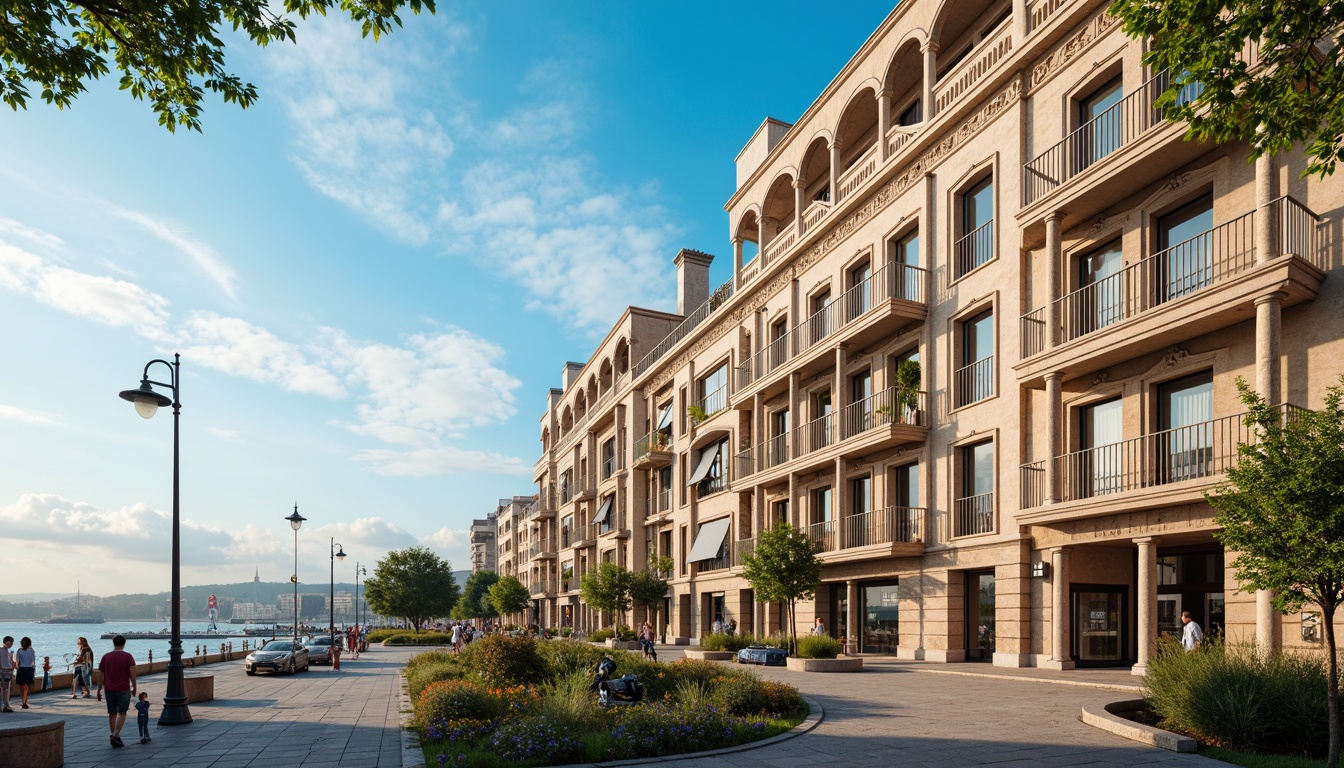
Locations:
407;637;807;767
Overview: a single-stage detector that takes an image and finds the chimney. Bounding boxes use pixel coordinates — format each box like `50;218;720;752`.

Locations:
560;362;584;391
674;248;714;315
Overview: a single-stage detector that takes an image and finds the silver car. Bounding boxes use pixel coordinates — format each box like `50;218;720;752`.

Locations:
244;640;310;676
305;635;339;665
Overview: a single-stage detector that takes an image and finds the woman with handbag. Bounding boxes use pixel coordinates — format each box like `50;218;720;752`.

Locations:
71;638;93;699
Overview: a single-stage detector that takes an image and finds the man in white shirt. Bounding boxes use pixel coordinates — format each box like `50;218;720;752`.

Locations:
0;636;13;712
1180;611;1203;651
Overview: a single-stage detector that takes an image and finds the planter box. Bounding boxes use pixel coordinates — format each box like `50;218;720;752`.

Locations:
682;650;734;661
0;719;63;768
604;639;643;651
183;675;214;703
786;657;864;672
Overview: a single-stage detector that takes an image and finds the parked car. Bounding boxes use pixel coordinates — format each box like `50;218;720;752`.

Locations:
305;635;339;665
244;640;310;676
735;645;788;666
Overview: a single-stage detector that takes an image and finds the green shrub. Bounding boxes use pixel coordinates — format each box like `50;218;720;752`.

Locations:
383;632;454;646
615;624;637;641
1145;639;1333;759
702;632;757;652
794;635;841;659
604;702;746;761
488;715;588;764
415;679;534;730
538;638;610;679
457;635;551;687
589;628;615;643
534;670;604;730
406;658;463;700
756;679;804;715
366;628;404;643
559;627;572;637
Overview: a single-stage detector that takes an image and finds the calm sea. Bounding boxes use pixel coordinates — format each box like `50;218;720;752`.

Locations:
0;621;265;671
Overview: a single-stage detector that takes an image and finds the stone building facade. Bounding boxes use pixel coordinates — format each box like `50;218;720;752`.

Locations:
516;0;1341;670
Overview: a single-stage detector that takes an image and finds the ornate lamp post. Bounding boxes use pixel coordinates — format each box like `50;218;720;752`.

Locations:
355;563;366;636
286;506;306;644
118;353;191;726
329;539;346;640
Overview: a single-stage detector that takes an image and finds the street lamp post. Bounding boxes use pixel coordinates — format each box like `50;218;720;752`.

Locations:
329;539;346;641
119;353;192;726
287;506;306;645
355;563;366;639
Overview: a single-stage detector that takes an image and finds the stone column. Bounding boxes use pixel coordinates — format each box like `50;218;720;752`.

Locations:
1044;372;1063;505
793;180;806;237
847;580;862;655
1013;0;1029;43
877;89;892;160
1045;546;1074;669
1255;290;1285;652
1045;211;1064;348
732;236;744;289
1133;537;1158;676
922;42;939;120
1256;151;1279;264
829;141;840;203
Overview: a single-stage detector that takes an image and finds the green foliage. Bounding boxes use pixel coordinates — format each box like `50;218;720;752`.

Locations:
895;358;922;413
486;576;531;618
627;568;670;625
588;627;615;643
1108;0;1344;178
404;651;462;699
456;635;549;687
742;522;821;647
1145;639;1334;759
1200;745;1329;768
536;639;608;680
453;571;500;620
533;671;604;730
579;562;631;626
0;0;435;133
366;628;405;643
702;632;757;653
382;631;454;646
794;635;841;659
488;715;587;764
415;678;534;730
1205;377;1344;766
686;404;709;424
362;546;459;633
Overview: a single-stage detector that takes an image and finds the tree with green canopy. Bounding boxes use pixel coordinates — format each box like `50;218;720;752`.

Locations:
486;576;531;622
451;570;500;621
1109;0;1344;178
627;558;671;631
1207;376;1344;768
579;562;631;629
0;0;435;132
362;546;457;634
741;523;821;650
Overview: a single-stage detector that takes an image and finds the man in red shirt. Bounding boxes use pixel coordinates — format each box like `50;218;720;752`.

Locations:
97;635;137;748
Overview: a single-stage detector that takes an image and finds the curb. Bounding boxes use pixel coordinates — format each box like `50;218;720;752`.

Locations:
400;668;424;768
1079;698;1197;753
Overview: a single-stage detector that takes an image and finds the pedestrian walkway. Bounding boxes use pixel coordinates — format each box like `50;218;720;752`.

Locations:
6;646;416;767
4;644;1226;767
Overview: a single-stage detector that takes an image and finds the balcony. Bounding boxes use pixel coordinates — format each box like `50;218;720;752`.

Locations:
527;577;557;597
598;509;629;538
953;219;994;279
1017;197;1326;383
836;145;879;203
689;384;729;428
1019;405;1304;523
695;472;729;500
527;538;557;560
954;356;995;408
633;278;734;377
885;124;920;158
532;450;552;482
953;493;995;537
802;199;832;233
732;537;755;567
735;262;927;398
805;507;927;559
933;19;1013;116
1026;0;1070;32
760;228;798;271
737;390;927;483
561;524;597;550
632;430;673;469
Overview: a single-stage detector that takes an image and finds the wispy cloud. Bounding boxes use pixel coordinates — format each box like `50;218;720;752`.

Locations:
110;207;239;300
0;405;57;426
0;216;64;251
266;15;680;334
0;240;173;336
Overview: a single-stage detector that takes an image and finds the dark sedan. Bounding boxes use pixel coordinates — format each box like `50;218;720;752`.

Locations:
244;640;310;675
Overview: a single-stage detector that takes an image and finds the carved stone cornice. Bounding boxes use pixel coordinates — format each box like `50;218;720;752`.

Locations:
1029;10;1120;93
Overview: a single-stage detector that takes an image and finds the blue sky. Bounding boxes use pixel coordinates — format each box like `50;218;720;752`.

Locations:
0;1;895;594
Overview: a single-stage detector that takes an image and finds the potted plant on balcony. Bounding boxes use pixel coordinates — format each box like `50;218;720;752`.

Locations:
894;359;921;424
687;404;709;426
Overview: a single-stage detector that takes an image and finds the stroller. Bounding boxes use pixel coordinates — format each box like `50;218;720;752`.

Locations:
590;656;645;707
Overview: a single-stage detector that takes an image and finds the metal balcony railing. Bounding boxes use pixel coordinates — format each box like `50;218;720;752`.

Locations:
696;472;728;499
633;278;734;376
840;506;925;548
732;537;756;565
1021;307;1046;358
655;487;671;513
954;493;995;537
805;520;837;553
633;429;672;465
840;388;927;439
954;219;994;278
1020;460;1046;510
955;356;995;408
691;384;728;425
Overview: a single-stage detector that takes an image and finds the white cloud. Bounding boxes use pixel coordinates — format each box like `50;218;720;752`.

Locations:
0;240;173;336
0;405;57;425
267;16;680;334
110;207;239;300
308;517;420;550
0;216;64;251
178;311;347;398
208;427;240;440
353;445;528;477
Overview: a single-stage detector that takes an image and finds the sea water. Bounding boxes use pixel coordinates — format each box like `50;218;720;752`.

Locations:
0;621;260;672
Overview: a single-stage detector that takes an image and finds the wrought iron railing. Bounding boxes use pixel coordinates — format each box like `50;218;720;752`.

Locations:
633;277;735;376
1020;460;1046;509
1021;307;1046;358
954;219;994;278
955;356;995;408
840;388;927;439
839;506;925;548
954;492;995;537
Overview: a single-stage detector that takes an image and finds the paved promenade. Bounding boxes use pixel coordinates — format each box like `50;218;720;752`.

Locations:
4;645;1228;767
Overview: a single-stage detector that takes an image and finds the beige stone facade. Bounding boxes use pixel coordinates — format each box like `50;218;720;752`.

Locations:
515;0;1342;670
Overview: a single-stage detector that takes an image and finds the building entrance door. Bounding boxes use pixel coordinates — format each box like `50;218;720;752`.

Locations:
1072;585;1128;666
965;570;995;661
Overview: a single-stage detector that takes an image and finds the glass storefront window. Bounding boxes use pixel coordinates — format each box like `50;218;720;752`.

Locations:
862;583;899;654
1157;550;1225;639
967;570;996;661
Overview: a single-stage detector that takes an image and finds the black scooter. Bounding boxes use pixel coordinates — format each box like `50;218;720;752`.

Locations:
589;656;645;707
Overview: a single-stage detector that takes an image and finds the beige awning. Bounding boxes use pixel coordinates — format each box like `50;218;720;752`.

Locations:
686;443;721;485
686;517;732;563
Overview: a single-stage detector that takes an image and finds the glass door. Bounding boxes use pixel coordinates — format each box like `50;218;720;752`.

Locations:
1071;586;1128;666
862;582;900;654
966;570;996;661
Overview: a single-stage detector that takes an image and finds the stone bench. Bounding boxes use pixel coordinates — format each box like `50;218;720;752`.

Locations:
184;675;214;703
0;719;63;768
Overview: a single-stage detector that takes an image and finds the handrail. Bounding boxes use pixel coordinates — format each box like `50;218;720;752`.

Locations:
953;219;994;278
836;144;879;203
690;384;729;425
885;124;921;157
802;198;832;232
840;387;927;439
840;506;925;548
955;356;995;408
934;22;1012;115
953;492;994;537
633;277;735;377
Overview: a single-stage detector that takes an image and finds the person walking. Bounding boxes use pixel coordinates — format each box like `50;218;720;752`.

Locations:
0;636;14;713
134;692;152;744
73;638;94;698
812;617;827;636
450;622;463;654
97;634;137;749
329;637;341;671
14;638;35;709
1180;611;1204;651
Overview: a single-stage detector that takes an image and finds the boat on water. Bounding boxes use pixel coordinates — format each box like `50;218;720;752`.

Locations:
100;631;246;640
39;585;105;624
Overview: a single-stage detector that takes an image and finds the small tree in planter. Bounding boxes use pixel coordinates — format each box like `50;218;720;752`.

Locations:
742;523;822;652
894;359;921;423
628;560;671;633
579;562;631;630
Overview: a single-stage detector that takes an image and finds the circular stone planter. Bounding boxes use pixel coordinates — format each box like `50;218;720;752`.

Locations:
1080;699;1196;753
682;649;735;661
605;639;643;651
786;656;864;672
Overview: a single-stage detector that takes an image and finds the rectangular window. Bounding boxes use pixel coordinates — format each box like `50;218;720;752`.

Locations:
1077;77;1124;171
847;260;872;320
769;409;790;467
772;499;789;527
1074;239;1124;336
1158;371;1214;483
1157;194;1214;301
810;486;833;552
696;363;728;422
956;441;994;536
895;463;919;508
956;310;995;407
768;318;789;371
846;369;873;437
889;229;921;301
1079;398;1123;497
808;289;832;345
601;438;616;479
956;178;995;277
851;476;871;516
